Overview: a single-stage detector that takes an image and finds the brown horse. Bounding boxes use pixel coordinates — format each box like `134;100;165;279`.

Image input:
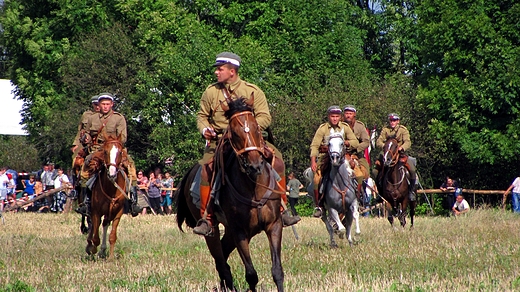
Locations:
175;97;285;291
85;135;130;259
378;137;416;228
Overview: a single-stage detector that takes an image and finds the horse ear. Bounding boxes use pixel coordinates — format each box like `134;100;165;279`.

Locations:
245;92;254;107
220;100;229;112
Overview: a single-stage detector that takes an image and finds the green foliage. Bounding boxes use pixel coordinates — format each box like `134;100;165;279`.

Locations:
0;136;40;171
294;195;314;217
0;280;35;292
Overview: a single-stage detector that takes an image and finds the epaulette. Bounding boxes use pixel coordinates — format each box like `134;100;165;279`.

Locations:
398;125;408;131
355;120;366;128
206;82;220;90
112;111;123;116
244;82;260;90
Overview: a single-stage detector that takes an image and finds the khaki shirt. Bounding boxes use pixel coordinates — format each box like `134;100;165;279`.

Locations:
347;120;370;155
84;110;127;149
196;77;271;135
310;122;359;158
376;124;411;151
72;110;95;147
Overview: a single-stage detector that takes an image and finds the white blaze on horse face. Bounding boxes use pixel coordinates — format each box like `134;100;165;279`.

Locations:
109;145;118;177
383;141;394;163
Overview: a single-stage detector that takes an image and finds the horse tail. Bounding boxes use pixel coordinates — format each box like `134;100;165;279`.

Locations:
175;164;199;232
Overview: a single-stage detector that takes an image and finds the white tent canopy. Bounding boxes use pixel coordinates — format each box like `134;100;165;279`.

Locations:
0;79;27;135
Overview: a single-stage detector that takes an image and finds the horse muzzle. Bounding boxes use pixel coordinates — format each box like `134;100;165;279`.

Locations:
329;152;342;166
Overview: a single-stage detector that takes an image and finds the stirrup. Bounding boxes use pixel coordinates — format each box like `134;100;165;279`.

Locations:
313;207;323;218
193;219;214;237
130;204;142;217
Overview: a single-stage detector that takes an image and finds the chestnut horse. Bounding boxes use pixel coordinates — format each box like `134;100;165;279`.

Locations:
378;137;415;228
86;135;130;259
176;97;285;291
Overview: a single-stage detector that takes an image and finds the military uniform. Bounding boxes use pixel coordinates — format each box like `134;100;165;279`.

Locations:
376;125;411;151
346;120;371;182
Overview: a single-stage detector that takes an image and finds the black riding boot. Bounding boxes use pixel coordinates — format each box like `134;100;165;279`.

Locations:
130;186;143;217
409;179;417;201
75;187;91;217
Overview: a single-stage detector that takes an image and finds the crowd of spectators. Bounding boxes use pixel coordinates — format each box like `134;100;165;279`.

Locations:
0;163;71;213
136;169;176;216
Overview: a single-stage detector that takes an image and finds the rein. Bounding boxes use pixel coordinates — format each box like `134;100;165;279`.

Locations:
329;165;352;212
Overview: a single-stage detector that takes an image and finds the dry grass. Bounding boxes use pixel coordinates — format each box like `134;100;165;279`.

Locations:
0;209;519;291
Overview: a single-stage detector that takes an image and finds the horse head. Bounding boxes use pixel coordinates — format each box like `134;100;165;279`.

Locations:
382;137;399;167
222;93;265;175
326;128;345;167
101;133;124;180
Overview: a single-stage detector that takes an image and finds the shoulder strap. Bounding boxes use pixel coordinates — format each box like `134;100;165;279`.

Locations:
94;112;114;145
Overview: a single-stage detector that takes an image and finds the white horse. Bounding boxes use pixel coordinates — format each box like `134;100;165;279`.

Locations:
304;128;360;247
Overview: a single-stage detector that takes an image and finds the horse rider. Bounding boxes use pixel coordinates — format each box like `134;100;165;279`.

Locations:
310;105;359;218
372;113;417;201
193;52;301;236
75;93;143;217
343;105;370;187
71;95;99;170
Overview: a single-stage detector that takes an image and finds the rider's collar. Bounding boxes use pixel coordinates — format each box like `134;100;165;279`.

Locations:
225;77;242;92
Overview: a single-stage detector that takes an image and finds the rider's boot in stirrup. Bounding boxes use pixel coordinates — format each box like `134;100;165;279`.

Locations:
282;210;301;226
313;189;323;218
130;186;143;217
193;185;214;236
75;187;91;217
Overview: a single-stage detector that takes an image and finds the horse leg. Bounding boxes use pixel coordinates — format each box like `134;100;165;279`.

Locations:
409;200;416;230
86;213;101;255
344;209;355;247
351;200;361;235
99;223;109;258
398;202;407;228
107;212;123;260
320;210;338;248
385;201;394;227
234;235;258;292
80;215;89;235
205;229;235;291
265;221;284;292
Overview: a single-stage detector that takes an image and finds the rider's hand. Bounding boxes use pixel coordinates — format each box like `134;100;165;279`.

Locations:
311;160;317;172
202;127;217;140
344;140;350;147
71;145;78;153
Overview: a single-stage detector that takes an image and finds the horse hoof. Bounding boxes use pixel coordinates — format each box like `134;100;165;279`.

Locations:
80;226;89;235
330;243;339;249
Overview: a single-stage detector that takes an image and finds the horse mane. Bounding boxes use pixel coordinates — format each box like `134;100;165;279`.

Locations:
223;98;253;120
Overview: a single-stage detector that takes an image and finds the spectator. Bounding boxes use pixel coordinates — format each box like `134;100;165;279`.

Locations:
452;195;470;216
286;172;303;216
33;177;45;212
440;176;462;215
147;172;163;215
137;170;149;215
161;172;174;215
363;177;378;217
6;172;16;202
22;175;36;198
40;164;55;208
503;176;520;213
0;167;9;211
51;166;69;213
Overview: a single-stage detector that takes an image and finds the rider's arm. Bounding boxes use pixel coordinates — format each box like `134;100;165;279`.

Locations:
342;124;359;149
251;89;271;131
400;127;411;151
196;89;213;135
357;125;370;152
376;128;387;149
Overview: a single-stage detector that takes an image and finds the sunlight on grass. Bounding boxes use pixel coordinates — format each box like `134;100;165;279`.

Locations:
0;209;519;291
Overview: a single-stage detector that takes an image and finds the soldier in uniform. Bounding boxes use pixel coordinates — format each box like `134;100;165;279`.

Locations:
75;93;142;216
193;52;300;236
343;105;370;186
372;113;417;201
309;106;359;218
71;95;99;169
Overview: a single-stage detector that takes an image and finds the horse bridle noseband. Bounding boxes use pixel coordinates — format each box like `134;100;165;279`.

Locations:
227;111;266;157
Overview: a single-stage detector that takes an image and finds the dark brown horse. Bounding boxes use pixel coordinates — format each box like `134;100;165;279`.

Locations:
176;97;285;291
86;135;130;259
378;137;416;228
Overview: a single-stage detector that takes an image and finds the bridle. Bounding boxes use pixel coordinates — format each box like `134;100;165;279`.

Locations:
383;138;399;167
328;135;345;165
226;111;266;168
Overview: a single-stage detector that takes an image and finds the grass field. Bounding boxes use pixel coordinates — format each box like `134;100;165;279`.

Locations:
0;209;519;291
